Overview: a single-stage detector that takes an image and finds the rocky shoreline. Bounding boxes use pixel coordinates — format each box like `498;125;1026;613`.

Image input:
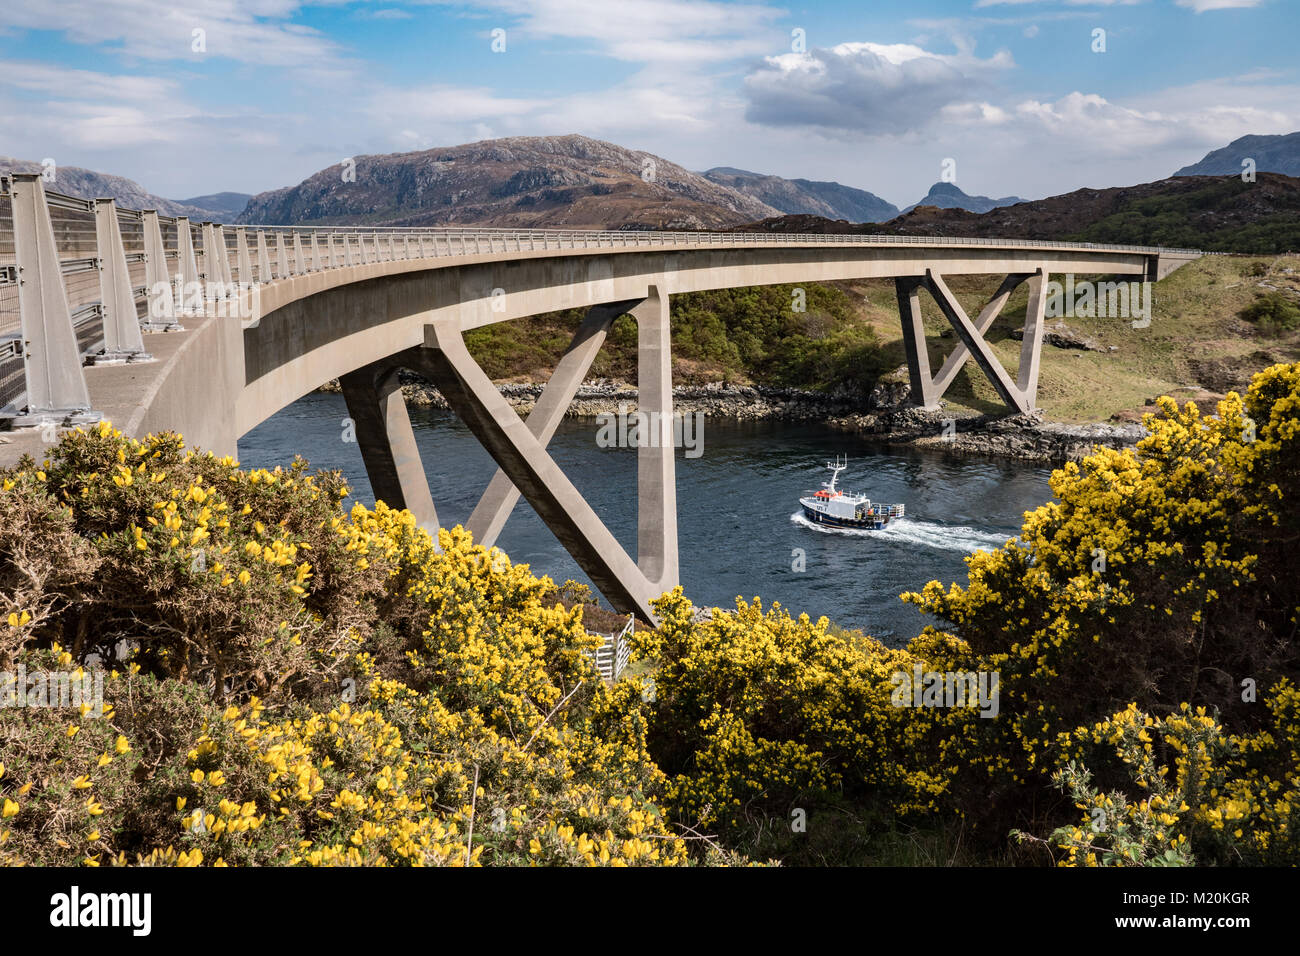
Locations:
319;375;1145;465
827;406;1146;464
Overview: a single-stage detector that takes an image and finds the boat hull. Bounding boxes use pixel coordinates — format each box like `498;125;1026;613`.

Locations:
800;504;893;531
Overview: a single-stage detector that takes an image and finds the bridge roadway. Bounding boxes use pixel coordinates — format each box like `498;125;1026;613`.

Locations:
0;172;1202;620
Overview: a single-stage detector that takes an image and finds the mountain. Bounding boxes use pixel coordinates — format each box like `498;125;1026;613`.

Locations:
0;157;230;220
736;173;1300;254
1175;132;1300;178
174;191;253;220
902;181;1025;215
237;135;780;230
701;167;898;223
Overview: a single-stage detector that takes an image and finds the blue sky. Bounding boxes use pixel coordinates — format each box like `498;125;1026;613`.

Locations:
0;0;1295;207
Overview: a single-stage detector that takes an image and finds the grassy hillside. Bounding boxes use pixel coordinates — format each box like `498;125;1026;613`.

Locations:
463;254;1300;424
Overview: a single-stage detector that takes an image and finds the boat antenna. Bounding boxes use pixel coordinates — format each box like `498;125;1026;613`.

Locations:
823;454;847;493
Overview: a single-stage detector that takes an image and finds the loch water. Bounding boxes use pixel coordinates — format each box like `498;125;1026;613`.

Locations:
240;392;1054;645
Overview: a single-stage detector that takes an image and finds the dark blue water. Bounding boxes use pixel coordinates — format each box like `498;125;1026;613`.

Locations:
239;392;1053;645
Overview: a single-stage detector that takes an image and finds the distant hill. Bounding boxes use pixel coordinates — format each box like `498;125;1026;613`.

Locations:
701;167;898;223
1175;132;1300;178
0;157;229;220
901;181;1025;215
237;135;780;230
736;173;1300;254
174;191;252;220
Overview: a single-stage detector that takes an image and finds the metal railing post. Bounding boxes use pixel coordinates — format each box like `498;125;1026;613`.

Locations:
4;173;100;426
89;198;151;364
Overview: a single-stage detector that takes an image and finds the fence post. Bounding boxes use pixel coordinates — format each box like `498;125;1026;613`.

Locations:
141;210;181;331
293;232;306;275
4;173;100;426
89;198;151;364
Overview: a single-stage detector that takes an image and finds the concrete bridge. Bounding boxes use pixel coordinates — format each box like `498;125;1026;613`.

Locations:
0;173;1202;619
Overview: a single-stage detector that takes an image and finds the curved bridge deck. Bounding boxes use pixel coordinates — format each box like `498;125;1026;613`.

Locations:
0;173;1204;619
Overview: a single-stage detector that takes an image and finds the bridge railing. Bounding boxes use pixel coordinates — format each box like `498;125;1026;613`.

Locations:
0;174;1205;428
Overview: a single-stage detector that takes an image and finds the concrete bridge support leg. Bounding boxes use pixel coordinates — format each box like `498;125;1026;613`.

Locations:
894;277;939;409
925;270;1038;415
467;298;646;549
1016;270;1049;407
631;285;678;593
414;315;669;622
928;273;1032;400
338;363;439;532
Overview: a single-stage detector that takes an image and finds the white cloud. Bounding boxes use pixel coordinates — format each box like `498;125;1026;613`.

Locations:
743;41;1013;135
1175;0;1264;11
0;0;345;67
430;0;786;65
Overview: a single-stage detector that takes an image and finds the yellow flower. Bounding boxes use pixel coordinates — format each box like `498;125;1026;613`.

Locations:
1;800;18;819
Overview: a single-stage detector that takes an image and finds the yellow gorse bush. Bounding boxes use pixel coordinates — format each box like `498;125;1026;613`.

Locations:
2;362;1299;866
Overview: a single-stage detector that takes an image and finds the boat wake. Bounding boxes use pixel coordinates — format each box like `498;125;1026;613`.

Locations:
790;513;1012;553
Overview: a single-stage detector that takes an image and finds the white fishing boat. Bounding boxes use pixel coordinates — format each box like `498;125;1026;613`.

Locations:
799;457;904;530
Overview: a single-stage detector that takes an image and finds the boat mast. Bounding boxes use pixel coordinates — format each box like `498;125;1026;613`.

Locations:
824;455;846;494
